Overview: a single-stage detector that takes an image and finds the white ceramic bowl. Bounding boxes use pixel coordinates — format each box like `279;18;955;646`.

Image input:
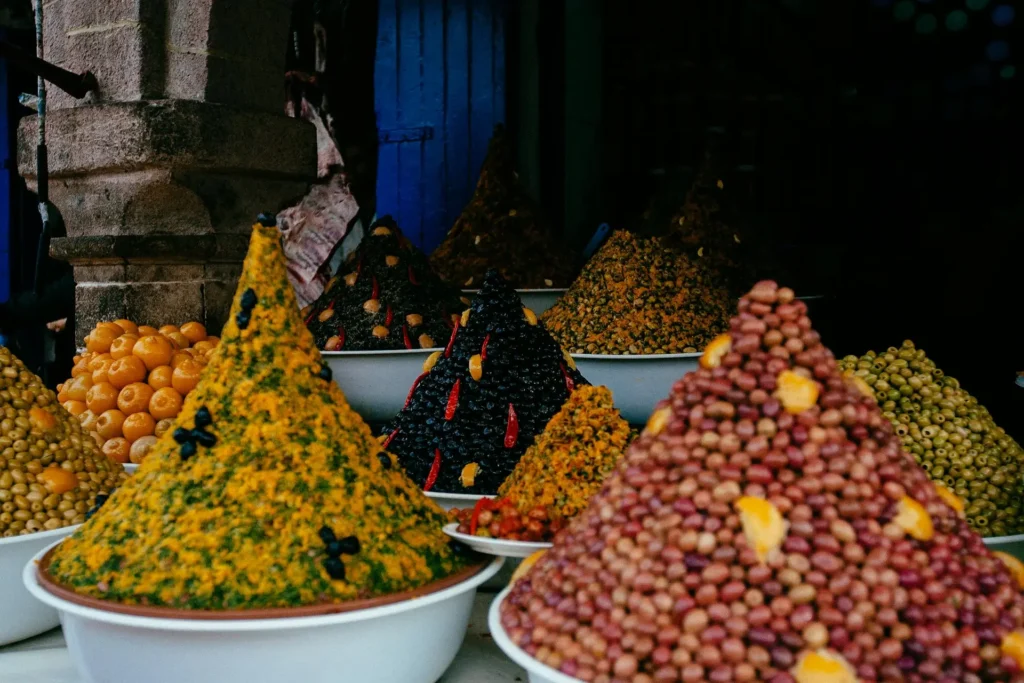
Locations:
444;524;551;558
489;587;580;683
0;525;79;645
123;463;138;475
984;533;1024;560
323;348;440;423
24;543;503;683
462;289;567;315
571;353;701;425
427;491;485;512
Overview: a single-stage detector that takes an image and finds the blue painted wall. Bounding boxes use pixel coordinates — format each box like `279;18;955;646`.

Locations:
375;0;506;252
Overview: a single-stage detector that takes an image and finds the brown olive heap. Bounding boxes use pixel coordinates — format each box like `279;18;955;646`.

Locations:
0;346;125;537
501;280;1024;682
839;341;1024;537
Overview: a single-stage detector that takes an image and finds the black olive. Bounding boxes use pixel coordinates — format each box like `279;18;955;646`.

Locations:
318;525;336;544
323;557;346;580
236;311;251;330
194;406;212;428
172;428;191;444
191;429;217;448
318;364;333;381
377;452;392;469
180;441;197;459
240;288;258;311
325;540;343;557
337;535;361;555
256;213;277;228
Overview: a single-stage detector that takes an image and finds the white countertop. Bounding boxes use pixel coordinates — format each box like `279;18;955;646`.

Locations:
0;589;526;683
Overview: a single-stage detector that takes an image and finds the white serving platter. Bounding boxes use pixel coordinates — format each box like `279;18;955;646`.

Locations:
122;464;138;475
571;352;701;425
489;587;581;683
443;524;552;559
427;491;485;512
0;525;79;646
322;348;440;423
983;533;1024;561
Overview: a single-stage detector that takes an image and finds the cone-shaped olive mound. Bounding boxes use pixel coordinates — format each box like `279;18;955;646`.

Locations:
382;269;587;494
541;231;732;354
0;347;125;537
501;280;1024;682
839;341;1024;537
47;221;464;610
304;215;465;351
430;125;576;289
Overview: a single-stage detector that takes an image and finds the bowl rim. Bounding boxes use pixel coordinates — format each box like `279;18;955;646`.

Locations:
26;540;503;629
982;533;1024;544
426;491;487;502
489;586;582;683
0;523;80;549
443;523;553;556
570;352;702;361
321;347;442;357
122;463;138;474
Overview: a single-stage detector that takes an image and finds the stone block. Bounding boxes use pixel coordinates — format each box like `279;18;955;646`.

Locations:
125;264;205;282
203;278;239;333
74;281;128;344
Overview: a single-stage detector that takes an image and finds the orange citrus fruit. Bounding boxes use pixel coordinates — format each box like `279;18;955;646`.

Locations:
171;359;205;396
66;375;93;402
63;400;87;417
132;335;174;371
122;412;156;442
86;382;119;415
191;340;215;356
129;435;159;464
137;325;159;337
95;409;127;440
149;387;184;420
70;359;90;378
85;326;119;354
180;321;207;345
207;336;220;346
147;365;174;390
158;324;180;337
57;383;69;403
109;334;139;360
169;351;193;369
165;331;190;350
87;353;111;371
107;355;147;389
154;418;175;438
113;319;138;336
91;358;114;385
97;321;125;336
102;437;131;464
39;466;79;495
117;382;155;415
79;410;99;433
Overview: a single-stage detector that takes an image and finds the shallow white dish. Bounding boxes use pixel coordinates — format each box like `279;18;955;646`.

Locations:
24;542;503;683
444;523;552;559
122;463;138;475
0;525;79;646
427;491;485;512
571;353;701;425
323;348;440;423
984;533;1024;561
489;587;580;683
462;289;566;315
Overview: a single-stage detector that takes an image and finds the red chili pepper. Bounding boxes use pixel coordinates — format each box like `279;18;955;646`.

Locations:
504;403;519;448
356;257;364;278
335;327;346;350
402;324;413;349
444;319;460;358
305;300;333;326
403;372;427;409
560;363;576;393
384;305;394;327
408;265;419;285
424;448;441;491
480;333;490;360
371;276;380;300
445;378;461;420
382;428;398;449
469;497;497;536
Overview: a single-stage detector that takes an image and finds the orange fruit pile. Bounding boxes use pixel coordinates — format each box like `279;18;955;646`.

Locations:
57;320;220;465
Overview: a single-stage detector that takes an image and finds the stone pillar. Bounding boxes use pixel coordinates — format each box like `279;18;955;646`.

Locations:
18;0;316;340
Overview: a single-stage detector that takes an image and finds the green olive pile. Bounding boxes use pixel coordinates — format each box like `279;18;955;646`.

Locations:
840;340;1024;536
0;346;125;538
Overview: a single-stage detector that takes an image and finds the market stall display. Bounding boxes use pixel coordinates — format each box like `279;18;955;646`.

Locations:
449;385;632;544
381;269;587;494
430;125;576;289
0;345;125;645
25;218;498;683
840;341;1024;537
495;280;1024;682
56;320;219;465
303;215;465;351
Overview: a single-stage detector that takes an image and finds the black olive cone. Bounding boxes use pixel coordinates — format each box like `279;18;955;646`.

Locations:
501;280;1024;682
46;221;464;610
382;269;587;494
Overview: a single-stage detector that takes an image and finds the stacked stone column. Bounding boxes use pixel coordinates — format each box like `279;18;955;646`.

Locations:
17;0;315;339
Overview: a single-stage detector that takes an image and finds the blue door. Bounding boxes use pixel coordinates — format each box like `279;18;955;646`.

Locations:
375;0;506;252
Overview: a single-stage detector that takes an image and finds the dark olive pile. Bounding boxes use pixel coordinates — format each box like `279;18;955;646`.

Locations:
501;280;1024;682
540;231;732;354
840;341;1024;536
304;216;465;351
0;346;124;537
429;125;577;289
382;269;586;493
